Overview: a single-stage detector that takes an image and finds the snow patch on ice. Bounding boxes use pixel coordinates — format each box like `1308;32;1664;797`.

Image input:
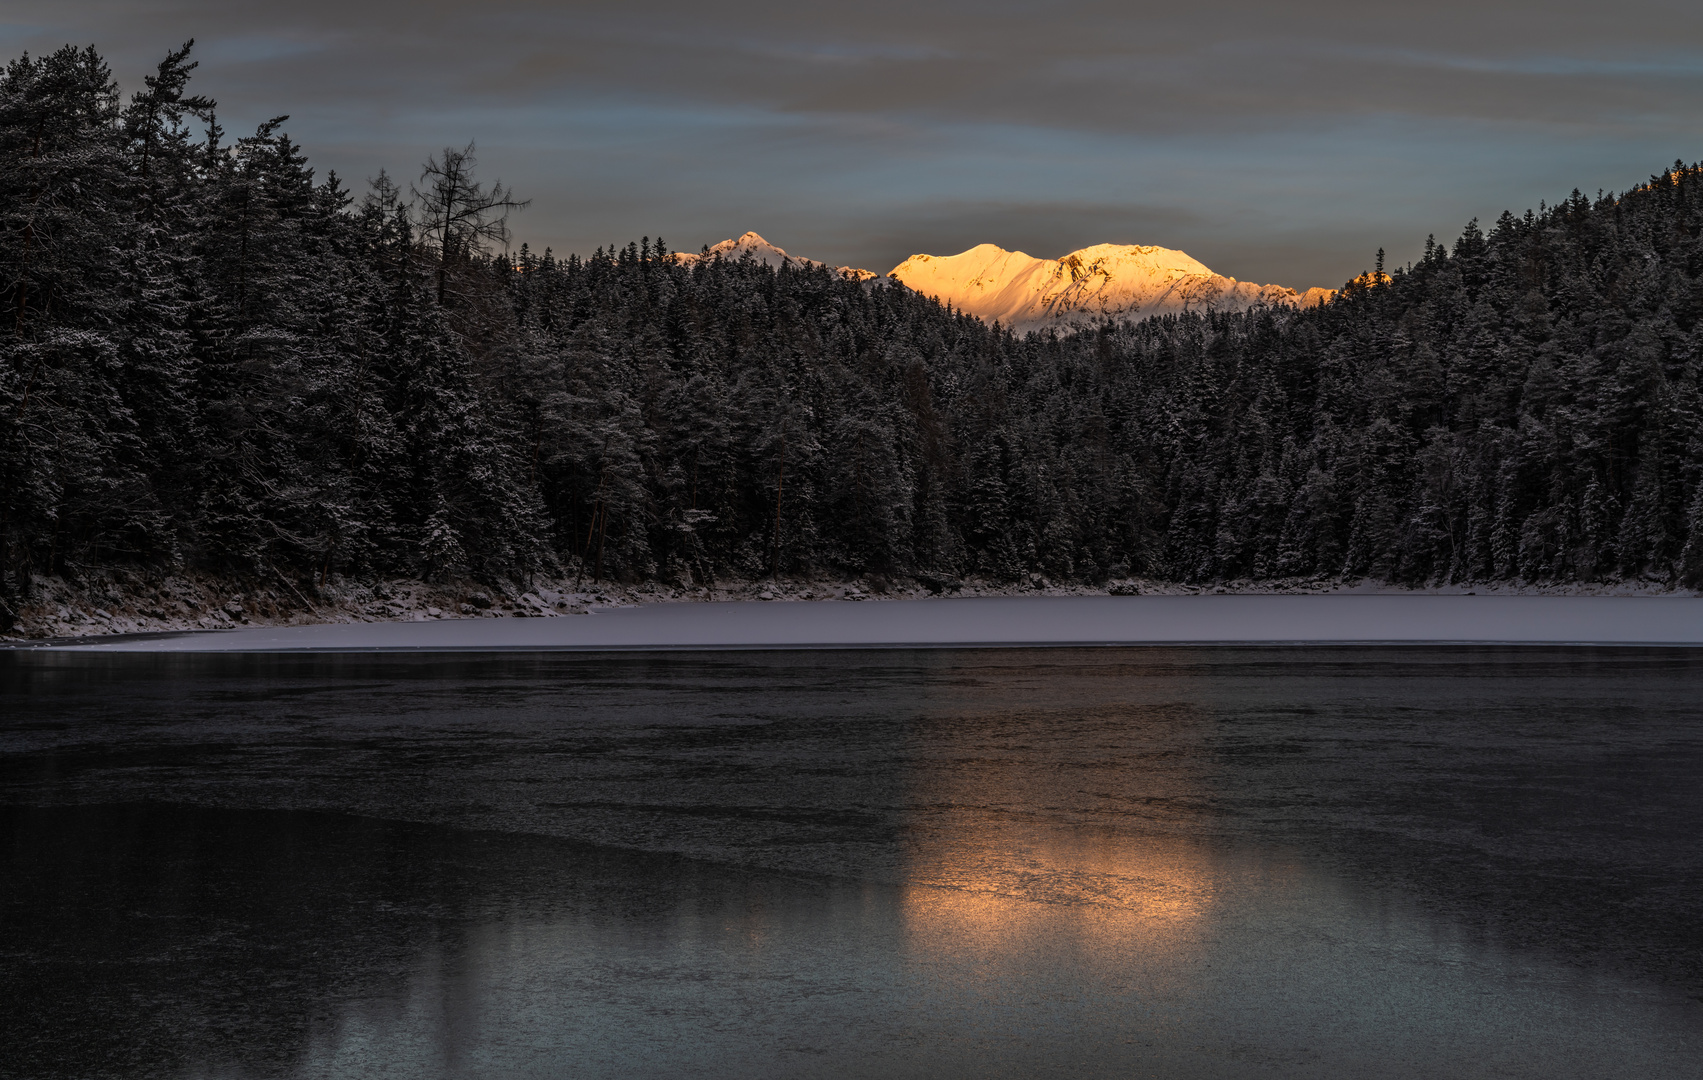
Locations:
3;570;1695;649
27;593;1703;652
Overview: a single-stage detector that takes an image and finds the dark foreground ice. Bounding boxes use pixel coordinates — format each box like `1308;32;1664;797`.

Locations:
32;593;1703;651
3;647;1701;1078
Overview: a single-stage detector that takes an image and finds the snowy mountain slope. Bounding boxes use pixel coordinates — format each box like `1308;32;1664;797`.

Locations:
684;233;1332;331
678;232;875;280
888;243;1333;332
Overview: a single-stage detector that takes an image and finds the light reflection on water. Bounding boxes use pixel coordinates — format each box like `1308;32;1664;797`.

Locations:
241;826;1697;1080
3;647;1702;1078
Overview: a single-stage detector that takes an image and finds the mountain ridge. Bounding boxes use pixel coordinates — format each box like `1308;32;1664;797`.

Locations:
677;231;876;280
688;233;1334;331
890;242;1333;332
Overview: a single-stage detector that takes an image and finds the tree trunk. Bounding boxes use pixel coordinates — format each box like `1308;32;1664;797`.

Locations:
595;506;609;582
771;431;786;579
16;129;41;331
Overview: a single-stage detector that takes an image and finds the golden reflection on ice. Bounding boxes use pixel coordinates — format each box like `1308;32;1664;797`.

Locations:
897;653;1278;963
899;825;1232;967
909;828;1217;920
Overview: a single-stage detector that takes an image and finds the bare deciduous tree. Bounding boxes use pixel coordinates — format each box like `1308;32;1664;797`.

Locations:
412;142;527;306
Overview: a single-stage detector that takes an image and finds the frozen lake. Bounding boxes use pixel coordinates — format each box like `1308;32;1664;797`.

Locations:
32;593;1703;651
3;646;1702;1078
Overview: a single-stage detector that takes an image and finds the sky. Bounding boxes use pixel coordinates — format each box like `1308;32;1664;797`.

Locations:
7;1;1703;289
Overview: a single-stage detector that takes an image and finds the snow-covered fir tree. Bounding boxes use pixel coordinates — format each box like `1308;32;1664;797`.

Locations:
4;42;1703;627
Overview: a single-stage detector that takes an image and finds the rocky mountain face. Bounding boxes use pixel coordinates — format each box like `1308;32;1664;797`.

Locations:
887;243;1333;332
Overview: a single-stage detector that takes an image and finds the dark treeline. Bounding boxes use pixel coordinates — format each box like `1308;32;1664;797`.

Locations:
4;43;1702;625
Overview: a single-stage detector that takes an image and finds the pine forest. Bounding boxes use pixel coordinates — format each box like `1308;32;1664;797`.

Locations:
5;43;1703;628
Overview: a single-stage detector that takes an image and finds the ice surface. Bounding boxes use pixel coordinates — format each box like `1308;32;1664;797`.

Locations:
35;594;1703;652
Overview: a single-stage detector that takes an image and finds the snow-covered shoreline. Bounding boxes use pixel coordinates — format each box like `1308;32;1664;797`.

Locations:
24;593;1703;652
4;571;1696;648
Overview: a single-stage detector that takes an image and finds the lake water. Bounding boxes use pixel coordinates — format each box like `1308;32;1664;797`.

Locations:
3;647;1701;1078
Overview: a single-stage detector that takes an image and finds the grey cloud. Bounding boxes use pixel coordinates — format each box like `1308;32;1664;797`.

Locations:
22;1;1703;131
9;0;1702;287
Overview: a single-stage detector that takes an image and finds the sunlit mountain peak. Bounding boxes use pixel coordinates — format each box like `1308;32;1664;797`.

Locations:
888;242;1333;333
679;232;875;279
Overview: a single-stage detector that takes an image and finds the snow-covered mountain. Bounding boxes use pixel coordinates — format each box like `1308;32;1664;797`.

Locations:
678;232;875;279
887;243;1333;332
685;234;1332;332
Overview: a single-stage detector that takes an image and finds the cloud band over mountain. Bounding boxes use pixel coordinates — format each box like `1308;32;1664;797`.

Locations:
8;1;1702;287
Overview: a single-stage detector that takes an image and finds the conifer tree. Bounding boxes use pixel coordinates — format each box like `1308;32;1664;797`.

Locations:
7;37;1703;632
